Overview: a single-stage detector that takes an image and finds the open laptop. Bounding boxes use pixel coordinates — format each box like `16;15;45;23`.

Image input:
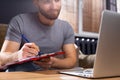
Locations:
59;10;120;78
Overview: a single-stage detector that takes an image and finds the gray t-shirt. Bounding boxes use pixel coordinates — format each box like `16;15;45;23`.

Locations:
5;12;75;71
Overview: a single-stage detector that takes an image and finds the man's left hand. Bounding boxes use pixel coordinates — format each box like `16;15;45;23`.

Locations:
33;57;54;70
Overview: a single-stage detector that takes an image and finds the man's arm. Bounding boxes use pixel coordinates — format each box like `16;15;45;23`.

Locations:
51;43;77;68
1;40;20;53
0;40;39;66
0;40;20;66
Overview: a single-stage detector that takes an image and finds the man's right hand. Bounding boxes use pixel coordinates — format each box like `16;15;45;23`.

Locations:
17;43;40;60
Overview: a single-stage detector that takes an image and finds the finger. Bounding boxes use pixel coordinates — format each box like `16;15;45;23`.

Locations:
33;61;46;68
33;61;43;65
30;43;40;52
49;57;55;62
34;61;52;66
40;58;50;62
27;48;38;56
27;52;36;57
22;45;35;54
23;43;39;55
33;61;50;69
24;43;40;52
49;57;56;65
22;52;31;58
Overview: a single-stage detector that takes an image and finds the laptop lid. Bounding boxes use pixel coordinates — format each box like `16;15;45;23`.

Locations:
93;10;120;78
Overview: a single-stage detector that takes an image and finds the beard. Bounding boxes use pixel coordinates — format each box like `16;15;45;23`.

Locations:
38;7;61;20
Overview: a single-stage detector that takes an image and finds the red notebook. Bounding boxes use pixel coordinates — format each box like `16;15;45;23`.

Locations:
0;51;65;70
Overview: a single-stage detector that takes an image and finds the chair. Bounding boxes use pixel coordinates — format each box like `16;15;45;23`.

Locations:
0;24;8;51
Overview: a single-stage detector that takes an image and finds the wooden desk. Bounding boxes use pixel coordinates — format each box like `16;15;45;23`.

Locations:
0;70;119;80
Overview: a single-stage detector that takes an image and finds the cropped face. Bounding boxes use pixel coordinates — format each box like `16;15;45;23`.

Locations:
34;0;61;20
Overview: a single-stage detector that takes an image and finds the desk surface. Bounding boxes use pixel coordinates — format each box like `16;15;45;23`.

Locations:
0;70;119;80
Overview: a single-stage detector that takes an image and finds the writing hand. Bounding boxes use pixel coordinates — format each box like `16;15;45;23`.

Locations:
17;43;40;60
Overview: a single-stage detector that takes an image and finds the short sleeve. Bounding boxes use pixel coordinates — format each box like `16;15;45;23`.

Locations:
63;22;75;44
5;15;23;43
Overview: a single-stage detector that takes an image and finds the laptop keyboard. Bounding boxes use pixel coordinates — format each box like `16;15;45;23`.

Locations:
69;69;93;74
59;67;93;78
83;69;93;74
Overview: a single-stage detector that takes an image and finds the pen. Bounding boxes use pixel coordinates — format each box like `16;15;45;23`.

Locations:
21;34;44;56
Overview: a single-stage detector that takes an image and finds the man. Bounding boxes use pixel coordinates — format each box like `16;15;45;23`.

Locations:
0;0;77;71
